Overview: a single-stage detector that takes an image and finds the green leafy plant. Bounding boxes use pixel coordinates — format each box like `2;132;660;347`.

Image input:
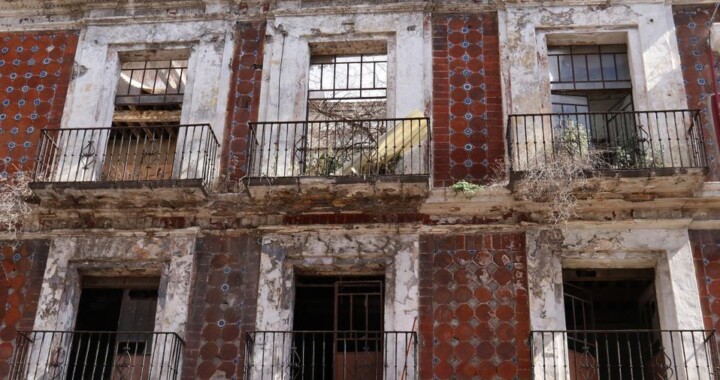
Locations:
450;180;484;198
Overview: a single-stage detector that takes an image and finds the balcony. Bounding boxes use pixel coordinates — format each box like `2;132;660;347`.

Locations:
507;110;707;172
246;118;430;181
243;331;417;380
29;124;219;206
531;330;719;379
9;330;184;379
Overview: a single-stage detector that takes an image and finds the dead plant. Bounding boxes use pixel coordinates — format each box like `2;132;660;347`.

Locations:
513;121;601;226
0;171;32;237
0;170;33;281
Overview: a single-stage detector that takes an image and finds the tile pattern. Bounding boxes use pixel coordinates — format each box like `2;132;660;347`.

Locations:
690;230;720;331
673;6;720;178
419;233;530;379
223;22;266;181
183;235;260;380
432;14;503;187
0;31;78;176
0;240;49;378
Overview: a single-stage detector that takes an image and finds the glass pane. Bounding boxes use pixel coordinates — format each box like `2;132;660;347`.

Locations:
601;54;618;81
347;62;361;89
558;55;574;82
572;55;588;82
334;63;348;89
549;56;560;82
321;64;334;90
587;55;602;81
308;65;322;90
361;63;375;88
375;62;387;88
615;54;631;80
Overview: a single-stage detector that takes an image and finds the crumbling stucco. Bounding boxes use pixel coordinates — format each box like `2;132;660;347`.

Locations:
526;227;707;379
33;230;198;336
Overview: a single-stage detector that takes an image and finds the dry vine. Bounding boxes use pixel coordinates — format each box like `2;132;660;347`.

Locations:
513;122;600;226
0;170;33;280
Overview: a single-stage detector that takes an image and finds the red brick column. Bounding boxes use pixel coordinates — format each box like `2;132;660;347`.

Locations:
672;6;720;178
690;230;720;331
0;31;78;175
0;240;50;378
222;21;267;181
419;232;530;379
432;15;503;187
183;235;261;379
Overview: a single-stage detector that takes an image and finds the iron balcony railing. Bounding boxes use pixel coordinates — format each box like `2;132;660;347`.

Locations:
247;118;430;178
9;330;184;380
243;331;417;380
531;330;720;380
33;124;219;188
507;110;707;171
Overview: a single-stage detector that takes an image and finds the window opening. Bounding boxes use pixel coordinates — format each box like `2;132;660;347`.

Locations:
307;54;387;118
66;277;160;380
562;269;661;379
548;44;643;168
293;275;384;380
102;58;188;182
301;53;389;176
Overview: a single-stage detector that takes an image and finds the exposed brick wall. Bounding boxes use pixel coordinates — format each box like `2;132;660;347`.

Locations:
418;232;530;379
0;31;78;176
0;240;49;378
690;230;720;331
672;6;720;178
184;235;261;380
222;21;266;181
432;14;503;187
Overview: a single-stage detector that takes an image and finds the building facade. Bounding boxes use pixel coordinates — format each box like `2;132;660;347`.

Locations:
1;0;720;379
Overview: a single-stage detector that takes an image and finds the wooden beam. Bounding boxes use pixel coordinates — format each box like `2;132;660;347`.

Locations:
112;110;181;124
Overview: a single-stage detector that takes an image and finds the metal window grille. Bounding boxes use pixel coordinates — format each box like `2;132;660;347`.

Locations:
308;54;387;102
115;60;188;107
548;45;632;91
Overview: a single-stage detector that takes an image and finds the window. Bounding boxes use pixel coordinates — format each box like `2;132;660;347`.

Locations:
559;269;663;379
292;275;385;379
66;276;160;380
548;44;633;114
307;54;387;120
301;53;395;176
547;44;643;167
101;54;188;181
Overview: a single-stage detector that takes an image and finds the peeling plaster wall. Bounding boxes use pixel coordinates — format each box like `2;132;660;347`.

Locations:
255;231;419;333
527;227;703;331
250;231;420;379
527;227;705;378
33;231;198;336
57;19;235;180
500;3;688;114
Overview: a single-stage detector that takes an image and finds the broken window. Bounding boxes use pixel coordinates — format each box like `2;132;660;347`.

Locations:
292;275;384;379
101;53;188;181
299;50;398;176
307;53;387;120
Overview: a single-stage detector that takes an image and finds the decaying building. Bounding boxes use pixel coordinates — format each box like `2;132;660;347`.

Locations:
2;0;720;379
